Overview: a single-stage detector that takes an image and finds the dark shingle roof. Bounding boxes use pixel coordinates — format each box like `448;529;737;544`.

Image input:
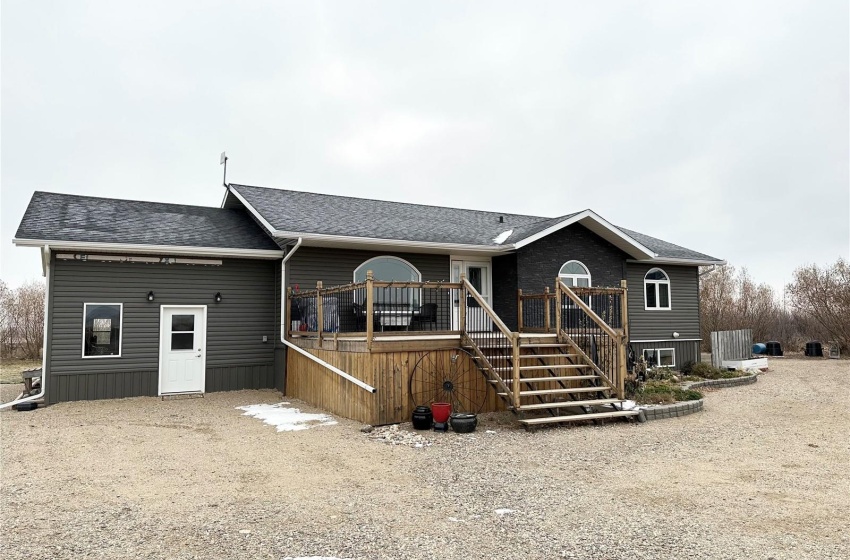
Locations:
618;227;720;262
229;184;544;246
15;191;281;251
230;183;722;262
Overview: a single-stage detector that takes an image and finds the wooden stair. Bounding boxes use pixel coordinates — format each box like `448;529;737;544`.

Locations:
464;334;638;428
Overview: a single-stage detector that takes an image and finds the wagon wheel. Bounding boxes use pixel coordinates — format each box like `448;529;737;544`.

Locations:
408;348;487;413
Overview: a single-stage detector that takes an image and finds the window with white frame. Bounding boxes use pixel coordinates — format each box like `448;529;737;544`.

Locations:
354;256;422;306
644;268;671;310
643;348;675;368
558;260;591;288
82;303;123;358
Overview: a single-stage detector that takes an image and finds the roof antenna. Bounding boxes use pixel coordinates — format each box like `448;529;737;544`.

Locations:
220;151;229;186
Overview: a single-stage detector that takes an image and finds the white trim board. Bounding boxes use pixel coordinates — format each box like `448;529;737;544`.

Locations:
13;238;283;259
81;303;124;359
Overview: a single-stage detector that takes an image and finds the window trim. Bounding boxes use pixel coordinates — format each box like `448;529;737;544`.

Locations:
81;303;123;359
558;260;592;288
644;267;672;310
353;255;423;306
643;347;676;368
353;255;422;283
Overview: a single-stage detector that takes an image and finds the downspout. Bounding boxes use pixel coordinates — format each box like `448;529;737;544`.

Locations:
1;245;50;410
278;238;376;394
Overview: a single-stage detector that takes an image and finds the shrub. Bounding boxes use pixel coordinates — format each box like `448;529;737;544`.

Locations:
680;360;696;375
646;366;677;382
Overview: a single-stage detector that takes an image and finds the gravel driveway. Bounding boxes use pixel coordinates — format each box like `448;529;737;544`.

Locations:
2;358;848;559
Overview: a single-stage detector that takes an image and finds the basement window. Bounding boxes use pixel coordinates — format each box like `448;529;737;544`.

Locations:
82;303;123;358
643;348;675;368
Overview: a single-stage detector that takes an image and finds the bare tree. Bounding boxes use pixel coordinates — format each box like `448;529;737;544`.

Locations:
0;279;45;359
787;258;850;352
699;265;784;350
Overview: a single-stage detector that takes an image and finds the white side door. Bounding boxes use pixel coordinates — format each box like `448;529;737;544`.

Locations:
452;260;493;332
159;306;207;394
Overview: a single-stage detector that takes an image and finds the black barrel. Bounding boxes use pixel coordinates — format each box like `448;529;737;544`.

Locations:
766;341;783;356
805;341;823;357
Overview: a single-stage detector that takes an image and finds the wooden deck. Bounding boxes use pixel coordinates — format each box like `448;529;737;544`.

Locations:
286;275;635;428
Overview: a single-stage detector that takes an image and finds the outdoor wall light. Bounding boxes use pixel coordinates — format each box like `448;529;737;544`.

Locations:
214;292;222;303
147;291;155;302
672;331;680;338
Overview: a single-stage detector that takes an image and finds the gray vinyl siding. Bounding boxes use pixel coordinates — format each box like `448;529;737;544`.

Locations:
287;246;451;289
630;340;700;370
46;254;278;403
627;263;700;341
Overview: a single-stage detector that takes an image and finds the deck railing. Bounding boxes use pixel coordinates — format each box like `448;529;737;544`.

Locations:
556;279;629;399
288;271;462;348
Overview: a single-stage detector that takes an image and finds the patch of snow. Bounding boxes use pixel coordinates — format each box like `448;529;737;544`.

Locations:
485;430;497;434
495;508;515;515
493;229;513;244
614;400;637;411
236;403;337;432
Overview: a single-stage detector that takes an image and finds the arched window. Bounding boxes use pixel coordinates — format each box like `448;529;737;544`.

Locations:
644;268;671;310
354;256;422;306
558;260;591;288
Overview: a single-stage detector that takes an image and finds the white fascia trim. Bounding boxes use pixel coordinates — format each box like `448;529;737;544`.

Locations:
274;230;510;253
220;188;230;208
227;185;280;235
12;239;284;259
512;210;656;259
627;257;727;266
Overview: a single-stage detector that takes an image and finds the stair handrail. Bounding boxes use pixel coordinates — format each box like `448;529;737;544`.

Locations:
461;277;521;408
557;279;627;399
462;278;514;340
557;280;620;340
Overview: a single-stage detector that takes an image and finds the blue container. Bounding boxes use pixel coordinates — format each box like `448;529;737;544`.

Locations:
752;343;767;355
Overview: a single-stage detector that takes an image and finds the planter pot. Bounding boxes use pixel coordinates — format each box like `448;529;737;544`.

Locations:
431;402;452;424
411;406;433;430
449;413;477;434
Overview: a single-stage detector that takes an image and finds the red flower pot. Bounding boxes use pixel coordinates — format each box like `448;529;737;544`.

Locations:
431;402;452;424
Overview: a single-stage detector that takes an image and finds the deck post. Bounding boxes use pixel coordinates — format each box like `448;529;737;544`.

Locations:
316;281;324;345
285;287;292;340
554;278;562;336
543;287;550;333
618;279;629;399
512;332;521;409
366;271;374;351
459;272;467;334
516;289;523;333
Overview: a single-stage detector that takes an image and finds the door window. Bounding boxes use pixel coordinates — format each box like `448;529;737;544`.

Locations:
171;314;195;350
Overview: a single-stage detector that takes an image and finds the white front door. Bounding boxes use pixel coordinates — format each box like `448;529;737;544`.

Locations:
451;259;493;332
159;306;207;394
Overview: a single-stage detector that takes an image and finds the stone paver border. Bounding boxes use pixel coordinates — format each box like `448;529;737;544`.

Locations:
638;373;758;422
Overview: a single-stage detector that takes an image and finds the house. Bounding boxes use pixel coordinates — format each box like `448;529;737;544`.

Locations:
13;184;723;426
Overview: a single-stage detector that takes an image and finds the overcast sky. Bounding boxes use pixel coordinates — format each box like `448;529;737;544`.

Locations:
2;0;848;295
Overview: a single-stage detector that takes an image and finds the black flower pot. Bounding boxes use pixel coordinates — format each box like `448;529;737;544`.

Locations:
411;406;433;430
449;413;477;434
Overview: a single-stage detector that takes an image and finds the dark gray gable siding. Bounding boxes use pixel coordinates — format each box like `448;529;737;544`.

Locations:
46;255;278;403
517;223;629;291
627;263;700;341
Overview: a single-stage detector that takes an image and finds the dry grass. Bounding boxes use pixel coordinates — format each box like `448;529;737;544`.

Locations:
0;358;41;384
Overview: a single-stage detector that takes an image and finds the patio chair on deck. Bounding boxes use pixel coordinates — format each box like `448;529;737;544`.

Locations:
411;303;438;331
